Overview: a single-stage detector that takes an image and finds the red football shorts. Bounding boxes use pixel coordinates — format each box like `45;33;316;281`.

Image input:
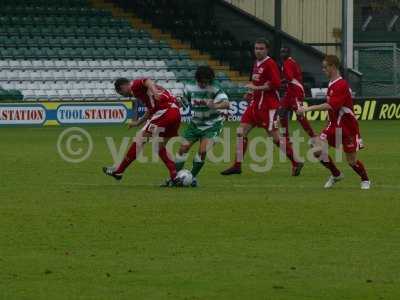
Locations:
320;122;361;153
141;107;181;138
241;101;279;131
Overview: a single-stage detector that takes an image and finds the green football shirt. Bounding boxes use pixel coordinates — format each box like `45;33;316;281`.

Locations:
182;81;229;130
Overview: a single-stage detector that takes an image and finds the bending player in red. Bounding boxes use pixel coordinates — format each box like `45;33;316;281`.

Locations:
221;39;304;176
279;46;316;139
297;55;371;189
103;78;181;187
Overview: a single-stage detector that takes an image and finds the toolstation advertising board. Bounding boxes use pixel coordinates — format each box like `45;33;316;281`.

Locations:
0;98;399;126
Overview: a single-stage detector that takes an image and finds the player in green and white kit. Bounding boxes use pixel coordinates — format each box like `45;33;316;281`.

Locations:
175;66;230;187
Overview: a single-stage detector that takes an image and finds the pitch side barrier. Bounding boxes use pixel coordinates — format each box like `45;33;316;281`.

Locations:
0;98;399;126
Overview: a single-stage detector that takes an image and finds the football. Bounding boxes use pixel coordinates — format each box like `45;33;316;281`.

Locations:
176;169;193;187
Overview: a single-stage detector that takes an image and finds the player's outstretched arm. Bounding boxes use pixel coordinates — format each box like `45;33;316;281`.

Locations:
297;103;332;114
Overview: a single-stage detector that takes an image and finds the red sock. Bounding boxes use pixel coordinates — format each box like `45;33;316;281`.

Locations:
320;156;341;177
351;160;369;181
234;137;248;168
158;146;177;180
298;116;316;138
115;142;138;174
274;139;297;167
280;116;289;138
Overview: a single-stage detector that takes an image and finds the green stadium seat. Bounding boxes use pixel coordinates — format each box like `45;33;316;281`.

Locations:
91;48;105;59
0;16;9;25
125;49;137;59
145;48;157;59
134;48;146;59
25;37;38;47
6;27;19;36
103;37;117;47
0;0;238;101
26;27;39;36
166;59;180;69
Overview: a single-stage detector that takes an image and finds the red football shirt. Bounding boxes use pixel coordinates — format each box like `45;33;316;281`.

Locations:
326;77;357;127
251;56;281;109
282;57;304;98
130;79;177;115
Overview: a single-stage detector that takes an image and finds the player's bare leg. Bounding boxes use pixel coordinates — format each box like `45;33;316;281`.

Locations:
193;138;212;178
279;108;290;140
311;137;344;188
221;123;253;175
268;128;304;176
159;138;182;187
345;152;370;189
103;130;148;181
175;140;195;172
189;138;214;186
296;113;316;138
157;137;179;183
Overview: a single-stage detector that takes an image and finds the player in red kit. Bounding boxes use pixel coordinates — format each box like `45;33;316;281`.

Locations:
297;55;371;189
221;39;303;176
103;77;181;187
279;47;315;139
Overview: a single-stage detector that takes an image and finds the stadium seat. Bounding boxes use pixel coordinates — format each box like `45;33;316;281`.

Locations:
0;0;242;101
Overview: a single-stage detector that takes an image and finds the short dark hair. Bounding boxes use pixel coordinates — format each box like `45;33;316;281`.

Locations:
114;77;130;92
255;38;271;48
324;55;341;69
195;65;215;84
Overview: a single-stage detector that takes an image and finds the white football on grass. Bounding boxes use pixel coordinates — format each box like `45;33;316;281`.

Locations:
176;169;193;187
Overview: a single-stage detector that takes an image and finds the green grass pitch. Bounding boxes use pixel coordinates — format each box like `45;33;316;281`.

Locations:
0;121;399;300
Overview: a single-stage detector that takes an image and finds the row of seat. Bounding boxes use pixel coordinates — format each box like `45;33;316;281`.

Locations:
0;16;129;27
1;80;185;91
23;89;122;100
1;82;185;101
0;37;168;49
2;81;113;91
0;70;177;81
0;27;149;38
19;86;247;100
166;59;204;70
0;69;231;82
0;0;88;6
0;60;168;70
1;6;109;17
1;77;244;94
0;48;189;60
0;59;206;70
1;84;245;101
21;88;188;100
20;87;246;101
